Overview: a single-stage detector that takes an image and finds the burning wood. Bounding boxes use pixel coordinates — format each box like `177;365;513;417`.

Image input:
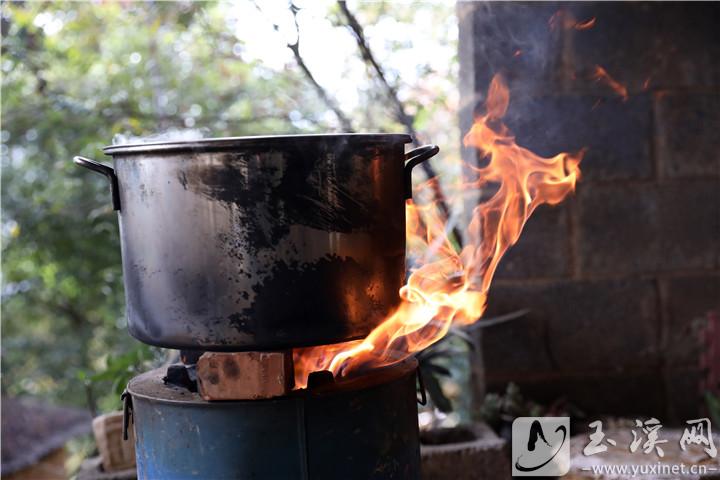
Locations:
197;351;294;401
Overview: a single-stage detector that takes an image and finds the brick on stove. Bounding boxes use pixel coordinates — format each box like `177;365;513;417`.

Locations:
197;351;294;401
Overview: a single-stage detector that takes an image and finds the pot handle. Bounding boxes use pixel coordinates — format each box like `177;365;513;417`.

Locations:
404;144;439;199
73;156;121;211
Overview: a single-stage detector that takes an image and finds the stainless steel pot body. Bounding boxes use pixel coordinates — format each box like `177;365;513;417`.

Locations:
75;134;438;350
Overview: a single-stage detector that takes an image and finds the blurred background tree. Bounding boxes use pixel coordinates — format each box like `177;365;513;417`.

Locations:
1;0;458;412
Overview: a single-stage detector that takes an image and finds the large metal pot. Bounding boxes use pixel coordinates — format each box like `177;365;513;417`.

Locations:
75;134;438;351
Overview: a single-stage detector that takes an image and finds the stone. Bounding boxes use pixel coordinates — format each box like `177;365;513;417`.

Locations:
655;93;720;179
421;422;510;480
196;351;294;401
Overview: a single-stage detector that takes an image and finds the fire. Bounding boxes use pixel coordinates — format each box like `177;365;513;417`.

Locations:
548;9;596;31
642;76;652;91
592;65;629;100
293;74;583;387
574;17;596;30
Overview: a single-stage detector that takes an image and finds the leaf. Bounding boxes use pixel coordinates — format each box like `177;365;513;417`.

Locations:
422;362;452;377
1;0;461;413
706;392;720;427
422;369;453;413
416;347;451;362
447;326;477;349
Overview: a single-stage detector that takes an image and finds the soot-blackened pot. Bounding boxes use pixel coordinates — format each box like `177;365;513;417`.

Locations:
75;134;438;350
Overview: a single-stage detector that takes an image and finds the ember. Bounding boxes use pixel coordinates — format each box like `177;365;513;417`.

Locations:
574;17;597;30
294;74;584;387
549;9;597;31
591;65;629;101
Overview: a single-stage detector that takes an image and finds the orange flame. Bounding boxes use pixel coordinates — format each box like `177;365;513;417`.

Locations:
293;74;583;387
592;65;629;100
642;76;652;91
574;17;596;30
549;10;596;31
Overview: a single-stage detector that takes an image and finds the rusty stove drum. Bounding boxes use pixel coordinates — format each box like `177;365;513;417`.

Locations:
126;358;421;479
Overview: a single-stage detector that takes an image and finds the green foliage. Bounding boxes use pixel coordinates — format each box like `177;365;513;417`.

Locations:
706;391;720;428
416;327;475;414
416;310;529;416
77;343;157;412
1;1;327;410
479;383;545;429
1;1;457;411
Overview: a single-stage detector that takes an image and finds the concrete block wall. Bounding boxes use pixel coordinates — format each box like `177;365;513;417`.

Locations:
458;1;720;421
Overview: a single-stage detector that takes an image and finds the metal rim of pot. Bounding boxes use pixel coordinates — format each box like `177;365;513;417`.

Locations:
74;133;439;209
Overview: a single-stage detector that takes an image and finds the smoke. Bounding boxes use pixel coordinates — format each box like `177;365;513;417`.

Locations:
111;128;210;145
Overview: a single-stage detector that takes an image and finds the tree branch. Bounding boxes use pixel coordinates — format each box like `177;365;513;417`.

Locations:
253;1;354;132
337;1;414;137
338;1;462;246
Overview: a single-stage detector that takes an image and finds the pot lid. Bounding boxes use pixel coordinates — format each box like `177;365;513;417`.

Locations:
103;133;413;155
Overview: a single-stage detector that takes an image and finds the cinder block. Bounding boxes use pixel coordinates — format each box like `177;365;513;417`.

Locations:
495;204;571;279
664;367;703;422
576;182;720;275
506;94;652;182
421;422;510;480
465;1;564;97
464;3;720;97
661;274;720;367
487;371;666;418
655;92;720;178
478;298;555;376
197;351;294;401
483;278;659;373
562;3;720;92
